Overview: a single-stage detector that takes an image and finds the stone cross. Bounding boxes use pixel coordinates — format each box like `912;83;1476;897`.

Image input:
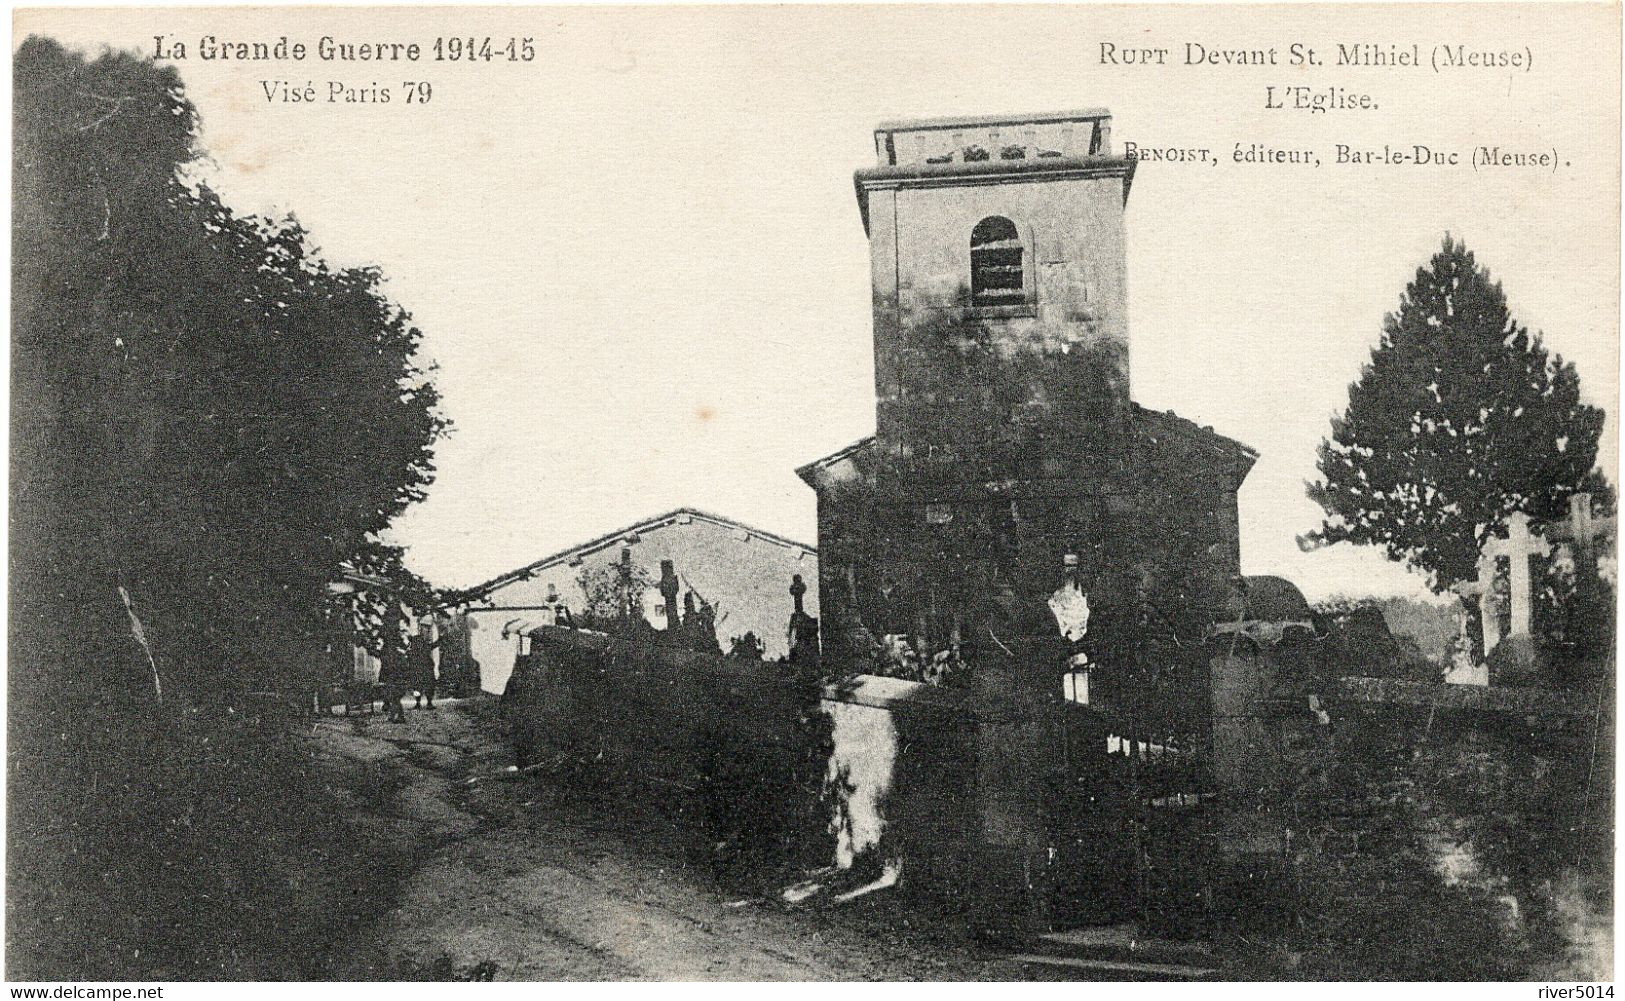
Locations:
618;547;636;620
658;559;681;629
789;573;808;617
1451;510;1554;660
1449;497;1603;672
1481;511;1549;643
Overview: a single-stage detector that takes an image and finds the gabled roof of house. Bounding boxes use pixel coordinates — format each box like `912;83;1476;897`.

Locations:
471;507;816;597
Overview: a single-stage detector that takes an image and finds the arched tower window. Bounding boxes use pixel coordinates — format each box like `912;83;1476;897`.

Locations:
970;216;1026;306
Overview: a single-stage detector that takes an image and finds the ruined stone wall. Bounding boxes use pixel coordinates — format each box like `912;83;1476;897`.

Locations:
503;627;986;887
822;674;979;888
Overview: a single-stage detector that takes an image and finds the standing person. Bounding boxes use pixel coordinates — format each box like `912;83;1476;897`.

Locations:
377;605;410;723
407;619;443;710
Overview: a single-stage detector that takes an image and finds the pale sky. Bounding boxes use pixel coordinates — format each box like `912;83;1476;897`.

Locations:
17;4;1621;602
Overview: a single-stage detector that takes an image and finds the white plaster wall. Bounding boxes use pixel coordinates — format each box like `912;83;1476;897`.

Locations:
823;700;898;868
469;518;817;694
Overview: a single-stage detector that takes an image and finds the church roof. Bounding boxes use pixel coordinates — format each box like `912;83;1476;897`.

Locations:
794;435;877;483
1131;404;1259;468
795;404;1257;487
470;507;815;597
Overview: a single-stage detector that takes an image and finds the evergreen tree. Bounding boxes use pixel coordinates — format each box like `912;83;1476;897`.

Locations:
1306;236;1605;593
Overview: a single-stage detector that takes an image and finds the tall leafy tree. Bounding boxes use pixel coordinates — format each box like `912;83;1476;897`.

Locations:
12;34;448;701
12;37;454;976
1306;236;1605;593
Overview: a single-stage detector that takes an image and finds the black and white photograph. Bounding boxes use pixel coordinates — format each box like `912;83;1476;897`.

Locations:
7;3;1620;985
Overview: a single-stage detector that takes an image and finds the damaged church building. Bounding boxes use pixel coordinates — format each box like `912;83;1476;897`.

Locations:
793;109;1299;934
799;108;1258;681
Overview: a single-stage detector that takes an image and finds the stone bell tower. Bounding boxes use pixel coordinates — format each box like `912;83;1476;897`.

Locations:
797;110;1260;932
854;110;1137;450
801;108;1253;681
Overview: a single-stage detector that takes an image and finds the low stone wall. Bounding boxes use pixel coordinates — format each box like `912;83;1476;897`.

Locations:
503;626;984;895
503;626;830;860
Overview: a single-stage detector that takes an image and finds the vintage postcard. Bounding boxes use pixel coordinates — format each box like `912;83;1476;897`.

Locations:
8;3;1619;985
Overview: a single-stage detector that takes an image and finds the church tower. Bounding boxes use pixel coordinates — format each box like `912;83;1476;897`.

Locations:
800;108;1254;681
798;109;1260;929
854;110;1136;449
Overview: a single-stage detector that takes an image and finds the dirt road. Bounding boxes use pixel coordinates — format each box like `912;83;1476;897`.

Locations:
315;699;1027;981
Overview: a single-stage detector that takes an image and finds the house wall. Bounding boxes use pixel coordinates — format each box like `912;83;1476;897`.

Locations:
468;517;817;694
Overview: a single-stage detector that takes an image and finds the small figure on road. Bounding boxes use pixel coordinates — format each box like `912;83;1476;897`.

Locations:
377;608;411;723
408;619;443;710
